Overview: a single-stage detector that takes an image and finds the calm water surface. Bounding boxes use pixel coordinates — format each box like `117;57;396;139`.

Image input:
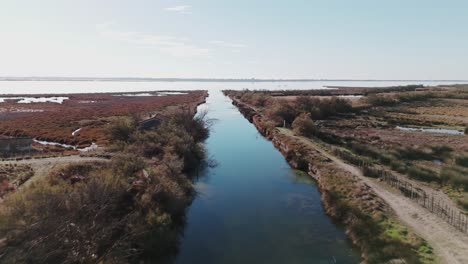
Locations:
174;91;360;264
0;80;466;94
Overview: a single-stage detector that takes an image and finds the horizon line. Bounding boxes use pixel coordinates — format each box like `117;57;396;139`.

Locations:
1;77;468;82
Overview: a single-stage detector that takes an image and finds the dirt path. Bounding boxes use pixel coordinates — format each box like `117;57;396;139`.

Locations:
278;128;468;264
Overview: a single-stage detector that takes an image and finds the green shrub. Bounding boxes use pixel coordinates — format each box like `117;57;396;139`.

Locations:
108;117;137;142
430;145;453;159
457;197;468;211
395;145;452;161
407;165;439;183
455;155;468;167
441;166;468;190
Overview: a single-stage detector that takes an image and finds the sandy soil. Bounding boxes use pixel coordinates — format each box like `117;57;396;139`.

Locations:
279;128;468;264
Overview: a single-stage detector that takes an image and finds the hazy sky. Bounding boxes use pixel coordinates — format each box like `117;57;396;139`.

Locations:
1;0;467;79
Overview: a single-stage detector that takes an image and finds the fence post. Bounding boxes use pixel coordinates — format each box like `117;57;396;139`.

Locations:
465;215;468;233
431;197;434;213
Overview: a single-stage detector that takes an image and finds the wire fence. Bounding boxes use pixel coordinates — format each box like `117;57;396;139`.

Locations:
332;147;468;234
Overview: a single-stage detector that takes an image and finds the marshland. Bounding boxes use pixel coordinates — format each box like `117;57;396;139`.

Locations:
2;1;468;263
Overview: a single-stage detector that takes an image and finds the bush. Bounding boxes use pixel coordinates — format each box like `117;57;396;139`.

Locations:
292;113;317;137
407;165;439;183
266;99;298;125
441;166;468;190
397;147;432;160
111;154;146;177
455;155;468;167
430;145;453;159
367;94;397;106
295;96;319;113
457;196;468;211
395;145;452;161
169;109;210;142
294;96;352;119
108;117;137;142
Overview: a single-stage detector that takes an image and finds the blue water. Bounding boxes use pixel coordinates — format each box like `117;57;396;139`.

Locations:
174;91;360;264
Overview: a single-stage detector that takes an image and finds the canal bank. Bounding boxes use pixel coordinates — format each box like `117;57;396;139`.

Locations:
174;91;360;264
226;94;439;264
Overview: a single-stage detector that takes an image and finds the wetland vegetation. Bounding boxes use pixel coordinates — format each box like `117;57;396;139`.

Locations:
0;98;210;263
225;84;468;263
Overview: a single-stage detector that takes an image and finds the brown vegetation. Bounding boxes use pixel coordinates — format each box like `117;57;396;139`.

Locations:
0;91;207;149
0;109;210;263
0;163;34;198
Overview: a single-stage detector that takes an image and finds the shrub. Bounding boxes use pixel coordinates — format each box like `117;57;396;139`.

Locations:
266;99;298;125
108;117;137;142
430;145;453;159
455;155;468;168
295;96;318;113
169;109;210;142
395;145;452;161
287;146;309;171
292;113;317;137
367;94;397;106
441;166;468;190
111;154;146;177
407;165;439;183
294;96;352;119
397;147;432;160
457;196;468;211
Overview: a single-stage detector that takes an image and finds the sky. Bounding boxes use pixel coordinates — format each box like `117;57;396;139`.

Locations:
0;0;467;79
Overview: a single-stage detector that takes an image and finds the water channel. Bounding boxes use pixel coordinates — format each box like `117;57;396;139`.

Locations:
174;91;360;264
